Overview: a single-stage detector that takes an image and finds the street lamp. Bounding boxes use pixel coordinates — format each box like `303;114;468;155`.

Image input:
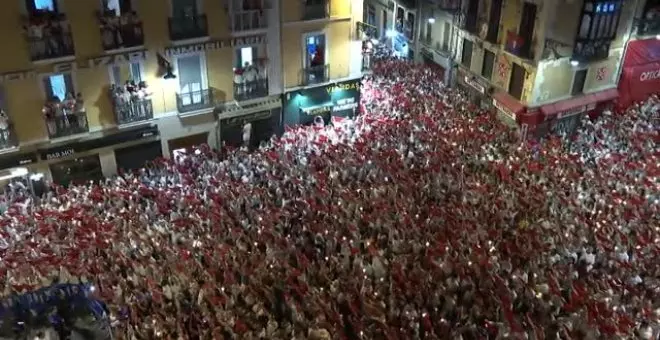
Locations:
428;18;435;24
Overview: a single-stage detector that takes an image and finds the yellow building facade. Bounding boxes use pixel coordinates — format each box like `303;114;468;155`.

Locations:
0;0;364;186
420;0;637;137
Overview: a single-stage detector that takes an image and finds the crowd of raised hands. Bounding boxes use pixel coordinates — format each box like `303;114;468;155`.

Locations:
0;50;658;339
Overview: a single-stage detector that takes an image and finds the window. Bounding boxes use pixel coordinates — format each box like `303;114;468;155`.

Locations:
442;22;450;51
171;0;198;17
366;4;376;27
425;22;432;43
235;46;255;69
461;39;473;68
103;0;133;16
382;10;388;38
176;54;207;105
43;73;74;101
465;0;479;33
577;1;622;40
571;69;588;95
482;50;495;79
110;62;143;85
487;0;503;43
508;63;526;100
29;0;57;12
304;33;326;68
517;1;537;58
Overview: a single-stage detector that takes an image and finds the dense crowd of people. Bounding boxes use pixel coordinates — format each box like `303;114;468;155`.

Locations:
0;52;658;339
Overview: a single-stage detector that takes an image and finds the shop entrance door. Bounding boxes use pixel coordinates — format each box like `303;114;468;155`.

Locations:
167;132;209;157
50;155;104;187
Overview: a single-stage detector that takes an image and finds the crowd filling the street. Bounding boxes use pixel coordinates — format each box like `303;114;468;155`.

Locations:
0;48;658;339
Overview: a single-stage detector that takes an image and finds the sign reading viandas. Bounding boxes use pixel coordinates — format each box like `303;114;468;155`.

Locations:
164;35;267;56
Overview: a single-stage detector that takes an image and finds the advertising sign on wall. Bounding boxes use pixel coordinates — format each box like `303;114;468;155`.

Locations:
282;78;362;126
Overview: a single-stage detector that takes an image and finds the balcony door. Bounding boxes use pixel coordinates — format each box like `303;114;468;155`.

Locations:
43;73;74;102
177;54;207;106
518;2;537;57
26;0;58;14
104;0;133;15
172;0;198;17
305;34;326;68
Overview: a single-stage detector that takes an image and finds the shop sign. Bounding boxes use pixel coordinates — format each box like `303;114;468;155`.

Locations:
640;68;660;82
41;125;159;161
53;50;148;73
303;105;332;116
0;70;37;83
557;105;586;119
464;76;486;94
326;80;361;93
223;110;272;126
493;98;516;121
164;35;267;56
0;152;38;170
333;97;358;112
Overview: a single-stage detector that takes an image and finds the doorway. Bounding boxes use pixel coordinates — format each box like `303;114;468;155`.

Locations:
167;132;209;157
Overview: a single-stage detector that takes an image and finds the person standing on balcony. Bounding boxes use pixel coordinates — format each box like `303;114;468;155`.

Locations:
58;13;72;53
234;67;245;98
311;46;325;81
243;62;258;95
0;110;10;146
27;17;46;59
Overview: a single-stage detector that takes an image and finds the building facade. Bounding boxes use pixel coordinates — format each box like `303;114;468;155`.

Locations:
363;0;418;58
419;0;640;137
0;0;364;186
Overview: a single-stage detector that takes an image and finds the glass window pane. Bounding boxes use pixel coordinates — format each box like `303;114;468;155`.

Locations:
240;47;253;67
130;62;142;82
49;74;66;101
34;0;55;11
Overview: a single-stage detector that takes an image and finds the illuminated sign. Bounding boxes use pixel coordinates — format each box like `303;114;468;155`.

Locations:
493;98;516;121
326;81;360;93
303;105;332;116
164;35;267;56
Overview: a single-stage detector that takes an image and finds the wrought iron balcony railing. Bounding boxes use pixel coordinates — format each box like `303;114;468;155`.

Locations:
44;110;89;139
356;22;378;39
233;79;269;102
231;10;268;31
168;14;208;41
303;64;329;85
112;97;153;125
27;32;75;61
99;20;144;50
0;123;18;150
303;1;329;20
176;89;214;113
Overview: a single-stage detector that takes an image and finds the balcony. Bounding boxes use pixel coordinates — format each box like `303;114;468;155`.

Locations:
98;12;144;50
176;89;214;114
362;54;372;71
168;15;208;41
110;84;154;125
505;30;532;59
231;10;267;32
234;79;268;101
43;103;89;139
303;1;329;20
303;64;329;85
0;117;18;150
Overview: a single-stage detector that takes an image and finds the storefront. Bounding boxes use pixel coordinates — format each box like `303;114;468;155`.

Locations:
167;132;209;157
220;108;281;149
282;78;361;127
0;152;45;197
115;141;163;173
457;67;492;109
619;38;660;108
41;125;160;185
537;88;618;136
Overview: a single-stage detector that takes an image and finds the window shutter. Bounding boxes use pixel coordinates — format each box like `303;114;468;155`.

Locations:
43;77;55;100
63;73;75;95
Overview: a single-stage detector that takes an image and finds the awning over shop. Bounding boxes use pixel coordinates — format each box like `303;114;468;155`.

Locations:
619;38;660;107
540;88;618;118
492;91;526;119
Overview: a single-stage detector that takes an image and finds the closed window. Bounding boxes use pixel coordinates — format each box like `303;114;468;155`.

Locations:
110;62;143;85
461;39;473;68
482;50;495;79
176;54;207;105
572;69;588;95
367;4;376;26
43;73;74;101
508;63;526;100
